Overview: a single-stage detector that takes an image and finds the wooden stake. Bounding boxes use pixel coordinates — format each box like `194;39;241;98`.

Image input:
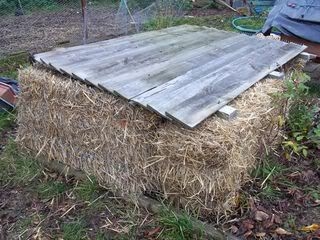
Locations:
81;0;88;44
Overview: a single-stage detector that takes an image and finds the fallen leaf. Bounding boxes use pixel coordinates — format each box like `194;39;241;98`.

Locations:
255;211;269;222
256;232;266;237
275;227;292;235
231;225;238;234
302;170;316;182
145;227;161;236
300;224;320;232
244;230;253;238
274;214;282;224
262;220;273;229
242;219;255;230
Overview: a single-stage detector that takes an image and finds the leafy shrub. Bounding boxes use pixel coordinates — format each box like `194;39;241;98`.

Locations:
280;71;320;158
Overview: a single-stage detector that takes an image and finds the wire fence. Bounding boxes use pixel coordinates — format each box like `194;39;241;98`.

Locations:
0;0;194;57
0;0;120;57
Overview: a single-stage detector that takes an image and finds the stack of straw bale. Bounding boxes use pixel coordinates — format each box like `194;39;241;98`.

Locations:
17;66;283;217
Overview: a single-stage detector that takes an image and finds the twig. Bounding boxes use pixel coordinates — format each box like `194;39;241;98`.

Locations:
215;0;242;14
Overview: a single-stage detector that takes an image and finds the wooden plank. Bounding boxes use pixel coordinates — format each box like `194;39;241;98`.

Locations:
84;31;237;84
33;25;211;63
165;43;305;128
52;28;235;81
34;25;306;128
40;26;207;67
134;40;305;128
132;36;270;113
96;34;246;97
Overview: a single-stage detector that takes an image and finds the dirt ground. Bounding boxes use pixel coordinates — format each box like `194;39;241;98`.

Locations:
0;6;235;58
0;7;118;57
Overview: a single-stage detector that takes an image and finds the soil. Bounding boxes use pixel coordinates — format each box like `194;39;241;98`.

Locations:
0;130;153;239
226;151;320;239
0;7;119;57
0;5;236;58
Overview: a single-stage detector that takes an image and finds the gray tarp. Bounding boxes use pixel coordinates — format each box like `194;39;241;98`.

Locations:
262;0;320;43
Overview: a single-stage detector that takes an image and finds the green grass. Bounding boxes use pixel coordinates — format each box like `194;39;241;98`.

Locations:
0;52;29;79
258;185;283;201
252;157;289;200
0;111;16;131
252;157;287;182
0;140;42;186
157;207;204;240
37;180;70;199
313;158;320;170
306;81;320;97
74;175;102;202
143;15;236;32
61;220;87;240
284;214;297;230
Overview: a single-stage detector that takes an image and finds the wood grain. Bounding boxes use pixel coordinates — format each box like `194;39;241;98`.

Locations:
33;25;306;128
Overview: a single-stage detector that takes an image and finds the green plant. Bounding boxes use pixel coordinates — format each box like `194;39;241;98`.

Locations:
279;71;320;158
158;207;204;240
0;111;16;131
74;175;101;202
61;220;87;240
0;53;29;79
37;180;69;199
0;140;42;186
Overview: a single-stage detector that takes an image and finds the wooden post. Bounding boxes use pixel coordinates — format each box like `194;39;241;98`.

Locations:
81;0;88;44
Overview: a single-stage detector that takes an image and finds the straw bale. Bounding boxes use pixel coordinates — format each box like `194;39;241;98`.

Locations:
17;66;162;196
17;66;283;218
146;79;282;217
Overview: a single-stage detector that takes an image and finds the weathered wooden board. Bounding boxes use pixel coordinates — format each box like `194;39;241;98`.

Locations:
134;42;304;127
98;33;246;98
33;25;306;128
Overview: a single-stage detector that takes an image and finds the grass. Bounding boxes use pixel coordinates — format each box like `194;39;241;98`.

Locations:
0;111;16;131
74;175;102;202
37;180;70;200
143;14;236;32
306;81;320;97
284;214;297;230
0;52;29;79
157;207;204;240
0;140;41;186
252;157;288;182
61;220;87;240
252;157;292;200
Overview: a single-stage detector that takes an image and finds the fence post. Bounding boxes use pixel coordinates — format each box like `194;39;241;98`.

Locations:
81;0;88;44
